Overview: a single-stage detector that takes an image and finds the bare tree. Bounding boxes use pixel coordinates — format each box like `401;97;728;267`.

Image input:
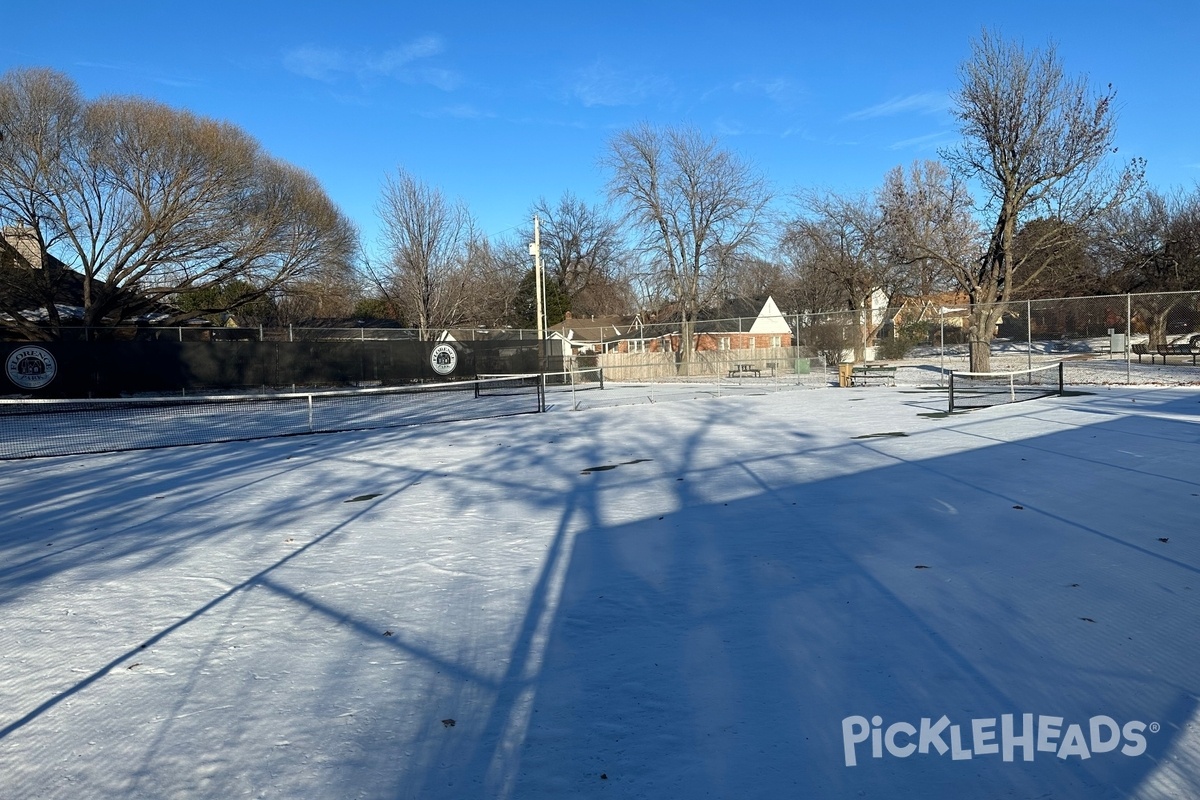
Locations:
0;69;355;340
529;192;630;316
605;123;769;369
1098;188;1200;344
879;161;976;297
457;233;524;328
0;68;358;340
373;168;474;340
939;30;1143;371
274;254;365;324
783;190;908;361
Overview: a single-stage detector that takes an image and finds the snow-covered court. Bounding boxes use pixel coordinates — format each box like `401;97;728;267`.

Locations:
2;383;1199;799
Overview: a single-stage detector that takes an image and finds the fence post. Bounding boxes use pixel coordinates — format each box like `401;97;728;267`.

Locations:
1126;293;1132;385
1027;299;1032;373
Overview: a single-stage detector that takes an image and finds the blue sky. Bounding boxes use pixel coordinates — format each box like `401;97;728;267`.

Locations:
3;1;1198;255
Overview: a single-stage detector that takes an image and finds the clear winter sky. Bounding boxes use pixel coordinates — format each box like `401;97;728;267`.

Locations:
2;1;1197;256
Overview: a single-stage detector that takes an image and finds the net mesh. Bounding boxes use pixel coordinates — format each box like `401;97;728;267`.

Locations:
0;375;543;460
948;362;1064;411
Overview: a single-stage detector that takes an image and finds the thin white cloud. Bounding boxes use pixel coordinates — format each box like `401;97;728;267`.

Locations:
732;77;802;107
713;118;748;137
282;47;346;82
73;60;202;89
844;92;950;121
282;36;458;89
570;61;671;107
421;104;496;120
887;131;956;151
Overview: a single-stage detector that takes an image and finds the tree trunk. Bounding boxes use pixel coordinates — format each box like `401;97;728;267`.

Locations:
678;317;694;377
1135;299;1179;347
967;307;1002;373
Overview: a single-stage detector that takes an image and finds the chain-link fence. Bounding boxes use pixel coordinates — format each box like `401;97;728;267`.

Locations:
5;290;1200;394
865;290;1200;386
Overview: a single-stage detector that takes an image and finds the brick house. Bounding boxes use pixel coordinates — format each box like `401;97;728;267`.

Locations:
549;313;643;355
604;296;793;354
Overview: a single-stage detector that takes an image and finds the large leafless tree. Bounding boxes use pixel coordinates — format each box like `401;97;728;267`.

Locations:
529;192;631;316
783;189;919;361
373;168;476;340
937;31;1143;371
0;68;357;340
605;123;769;369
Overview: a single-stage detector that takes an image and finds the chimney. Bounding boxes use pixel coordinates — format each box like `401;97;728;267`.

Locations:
1;226;42;269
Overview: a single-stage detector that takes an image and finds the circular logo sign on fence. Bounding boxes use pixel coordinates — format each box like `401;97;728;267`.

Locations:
430;343;458;376
6;346;58;390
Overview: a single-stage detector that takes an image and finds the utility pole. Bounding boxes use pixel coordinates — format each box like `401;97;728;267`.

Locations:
530;215;547;370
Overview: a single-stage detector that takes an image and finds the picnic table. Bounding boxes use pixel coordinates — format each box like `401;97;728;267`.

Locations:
727;363;761;378
850;364;897;386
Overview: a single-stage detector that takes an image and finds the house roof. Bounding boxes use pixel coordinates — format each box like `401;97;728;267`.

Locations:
892;292;972;323
690;296;791;334
748;296;791;334
549;313;640;343
1;229;84;312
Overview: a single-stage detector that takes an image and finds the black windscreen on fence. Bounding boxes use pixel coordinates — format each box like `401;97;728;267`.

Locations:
2;339;551;397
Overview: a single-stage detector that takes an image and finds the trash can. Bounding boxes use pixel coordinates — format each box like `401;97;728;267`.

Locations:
838;362;854;388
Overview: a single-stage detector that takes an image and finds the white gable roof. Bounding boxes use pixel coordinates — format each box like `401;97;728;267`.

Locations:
748;296;791;334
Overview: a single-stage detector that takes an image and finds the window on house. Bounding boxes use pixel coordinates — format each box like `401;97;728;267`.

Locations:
718;337;730;351
748;337;756;350
771;335;782;348
629;339;646;353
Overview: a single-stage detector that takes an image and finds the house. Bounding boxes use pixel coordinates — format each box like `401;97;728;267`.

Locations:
1;226;185;338
604;296;794;354
549;312;643;355
888;291;973;336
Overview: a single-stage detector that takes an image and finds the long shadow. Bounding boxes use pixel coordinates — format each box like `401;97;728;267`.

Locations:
2;390;1199;798
492;391;1200;798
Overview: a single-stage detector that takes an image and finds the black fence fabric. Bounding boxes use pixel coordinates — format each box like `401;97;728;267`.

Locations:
1;339;548;398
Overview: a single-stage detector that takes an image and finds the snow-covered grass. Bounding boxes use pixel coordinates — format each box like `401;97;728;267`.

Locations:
2;384;1199;799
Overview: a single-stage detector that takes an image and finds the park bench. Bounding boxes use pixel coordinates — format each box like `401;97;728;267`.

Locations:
728;363;761;378
851;364;897;386
1133;338;1200;365
1156;341;1200;365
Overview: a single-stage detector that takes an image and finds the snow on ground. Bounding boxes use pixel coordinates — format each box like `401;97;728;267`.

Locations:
2;381;1200;799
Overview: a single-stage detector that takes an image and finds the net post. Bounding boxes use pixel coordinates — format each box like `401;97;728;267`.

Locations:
947;372;955;413
1058;361;1064;396
599;366;605;390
